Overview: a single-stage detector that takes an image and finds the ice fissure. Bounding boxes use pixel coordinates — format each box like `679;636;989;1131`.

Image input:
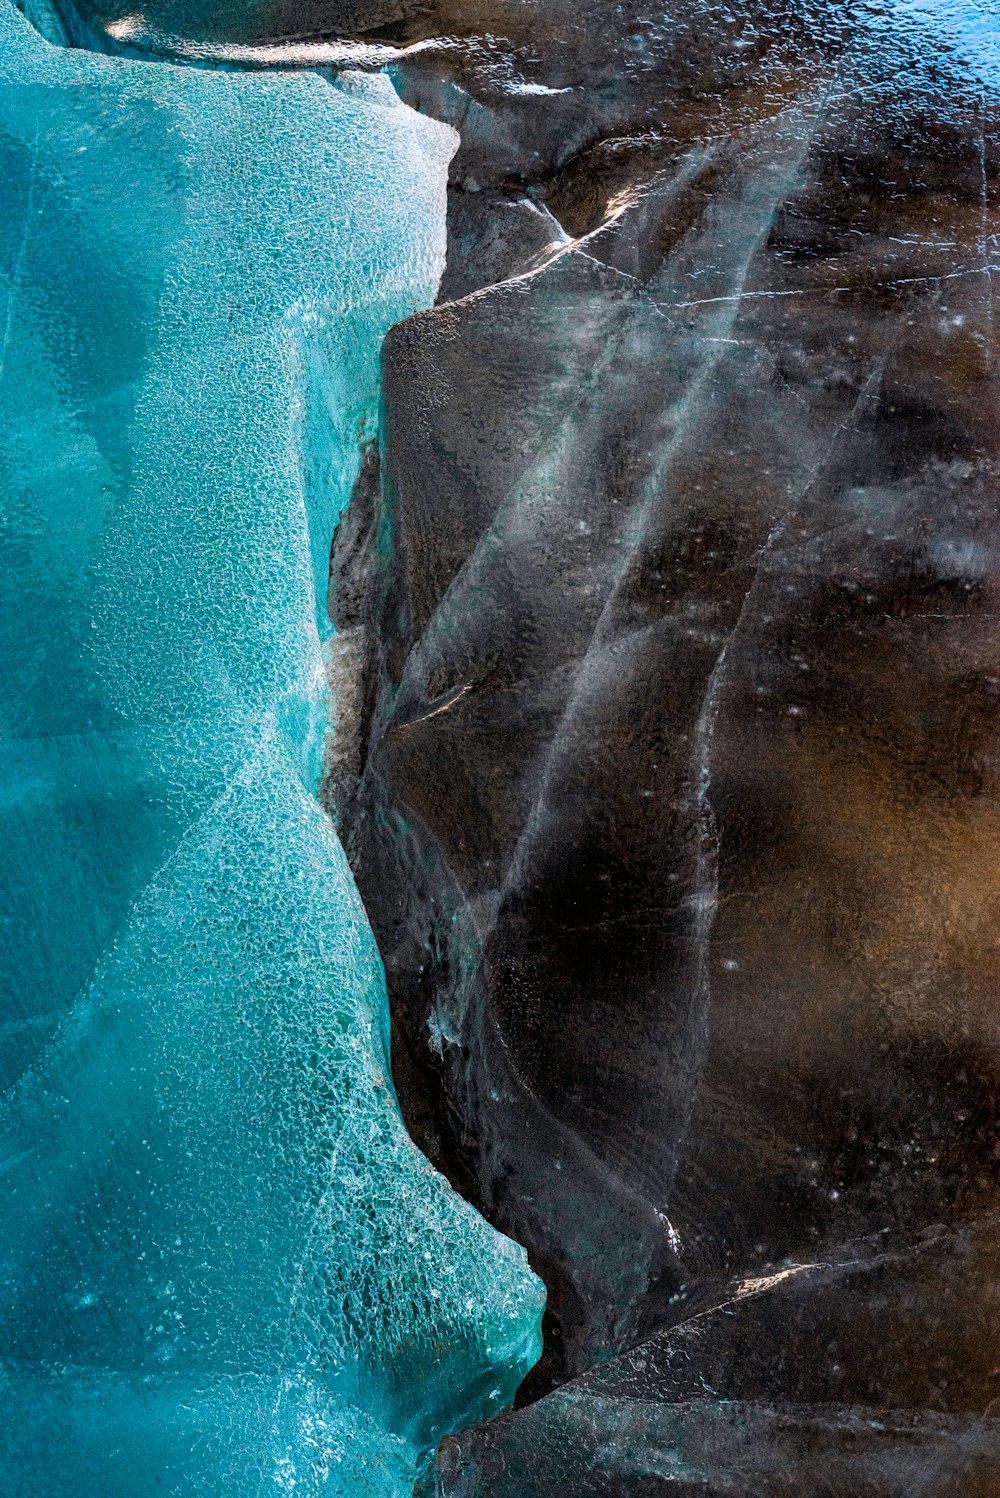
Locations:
0;5;543;1494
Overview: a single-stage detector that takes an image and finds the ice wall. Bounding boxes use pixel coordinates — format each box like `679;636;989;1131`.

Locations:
0;5;543;1493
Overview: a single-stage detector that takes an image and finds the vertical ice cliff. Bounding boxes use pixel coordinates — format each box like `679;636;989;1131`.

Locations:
0;5;543;1493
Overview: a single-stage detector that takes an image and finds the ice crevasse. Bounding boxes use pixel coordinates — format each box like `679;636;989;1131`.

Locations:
0;5;544;1494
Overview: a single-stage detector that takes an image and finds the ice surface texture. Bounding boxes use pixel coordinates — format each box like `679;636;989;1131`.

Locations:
0;6;543;1494
5;0;1000;1491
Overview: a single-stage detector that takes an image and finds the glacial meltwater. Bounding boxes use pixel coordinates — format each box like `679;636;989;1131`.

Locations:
0;5;544;1492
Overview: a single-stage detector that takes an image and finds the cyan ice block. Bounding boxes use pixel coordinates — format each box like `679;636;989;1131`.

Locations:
0;7;544;1492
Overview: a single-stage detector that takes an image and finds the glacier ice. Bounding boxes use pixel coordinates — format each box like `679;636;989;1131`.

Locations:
5;0;1000;1490
0;4;543;1493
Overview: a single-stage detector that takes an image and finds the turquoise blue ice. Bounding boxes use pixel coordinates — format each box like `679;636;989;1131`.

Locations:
0;5;544;1493
870;0;1000;82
